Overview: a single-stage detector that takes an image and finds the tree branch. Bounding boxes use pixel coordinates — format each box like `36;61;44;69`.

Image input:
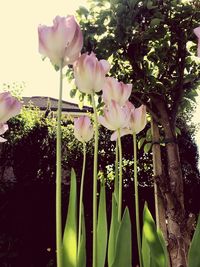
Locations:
170;28;186;125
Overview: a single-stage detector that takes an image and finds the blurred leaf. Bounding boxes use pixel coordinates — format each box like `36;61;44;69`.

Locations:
97;182;108;267
188;214;200;267
63;169;77;267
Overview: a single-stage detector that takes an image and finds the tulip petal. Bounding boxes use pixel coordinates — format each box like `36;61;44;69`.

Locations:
0;123;8;135
194;26;200;38
102;78;132;106
0;92;22;123
0;137;7;142
100;59;111;73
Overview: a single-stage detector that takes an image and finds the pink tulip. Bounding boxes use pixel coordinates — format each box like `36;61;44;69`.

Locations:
0;123;8;142
102;77;132;106
194;26;200;57
74;115;94;143
110;101;147;141
38;16;83;66
0;92;22;123
127;101;147;134
98;100;130;133
73;52;110;94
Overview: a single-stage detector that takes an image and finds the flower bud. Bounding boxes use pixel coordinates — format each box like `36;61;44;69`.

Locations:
74;116;94;143
73;52;110;94
102;77;132;106
0;92;22;123
38;15;83;66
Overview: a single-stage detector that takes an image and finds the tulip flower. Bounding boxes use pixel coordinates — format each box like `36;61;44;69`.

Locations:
0;123;8;142
38;15;83;66
74;115;94;143
0;92;22;123
127;101;147;134
102;77;132;106
98;100;130;133
74;53;110;265
194;26;200;57
110;101;146;141
73;52;110;94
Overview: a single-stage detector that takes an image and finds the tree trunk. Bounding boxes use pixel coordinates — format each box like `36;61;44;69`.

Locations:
151;117;167;240
151;97;192;267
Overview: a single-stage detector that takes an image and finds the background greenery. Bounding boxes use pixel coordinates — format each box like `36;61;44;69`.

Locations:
0;99;199;266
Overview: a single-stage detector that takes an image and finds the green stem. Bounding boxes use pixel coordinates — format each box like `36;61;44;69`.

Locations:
114;139;119;202
78;142;86;255
133;133;143;267
117;129;123;222
91;93;98;267
56;60;63;267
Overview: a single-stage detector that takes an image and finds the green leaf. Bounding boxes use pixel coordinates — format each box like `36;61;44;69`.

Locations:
108;195;120;267
138;137;145;150
147;0;157;9
77;6;89;17
188;214;200;267
175;127;181;136
111;208;132;267
77;203;86;267
146;128;152;141
150;18;162;27
97;182;108;267
143;203;167;267
144;143;152;153
63;169;77;267
70;89;77;98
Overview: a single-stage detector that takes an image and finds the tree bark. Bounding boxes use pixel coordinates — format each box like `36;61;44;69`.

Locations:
151;96;192;267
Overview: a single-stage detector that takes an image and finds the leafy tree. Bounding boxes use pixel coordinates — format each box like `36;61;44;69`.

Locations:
74;0;200;265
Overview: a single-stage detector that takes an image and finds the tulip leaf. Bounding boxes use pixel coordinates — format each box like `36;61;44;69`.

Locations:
108;194;120;267
63;169;77;267
188;214;200;267
111;207;132;267
142;227;151;267
97;182;108;267
143;203;167;267
77;202;86;267
157;229;170;267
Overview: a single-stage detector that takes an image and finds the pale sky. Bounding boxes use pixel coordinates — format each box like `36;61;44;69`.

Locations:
0;0;88;102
